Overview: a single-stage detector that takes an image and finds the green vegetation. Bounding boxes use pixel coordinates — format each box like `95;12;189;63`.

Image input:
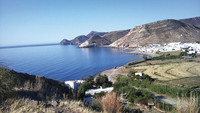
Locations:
78;82;93;99
0;67;72;103
148;55;181;60
127;59;146;66
115;73;189;98
0;67;99;113
78;74;112;99
160;51;184;56
95;74;112;87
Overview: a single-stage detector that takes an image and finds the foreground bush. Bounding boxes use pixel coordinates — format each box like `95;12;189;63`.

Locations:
101;92;122;113
177;95;199;113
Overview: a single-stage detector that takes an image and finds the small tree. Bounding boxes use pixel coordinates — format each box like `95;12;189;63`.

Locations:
85;75;94;83
77;82;93;99
95;75;109;86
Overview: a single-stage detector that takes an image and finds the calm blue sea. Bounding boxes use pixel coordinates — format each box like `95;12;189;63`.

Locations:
0;45;143;81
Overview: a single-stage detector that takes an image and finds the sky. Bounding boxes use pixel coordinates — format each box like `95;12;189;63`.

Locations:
0;0;200;46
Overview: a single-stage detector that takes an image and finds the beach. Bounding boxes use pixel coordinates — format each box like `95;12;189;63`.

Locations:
95;48;158;83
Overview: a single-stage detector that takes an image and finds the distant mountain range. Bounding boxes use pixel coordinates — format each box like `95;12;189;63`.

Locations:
60;16;200;48
79;30;130;47
60;31;107;45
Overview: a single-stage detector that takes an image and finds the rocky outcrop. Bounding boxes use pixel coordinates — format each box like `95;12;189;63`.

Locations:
79;35;110;47
70;35;89;45
110;19;200;48
60;39;71;45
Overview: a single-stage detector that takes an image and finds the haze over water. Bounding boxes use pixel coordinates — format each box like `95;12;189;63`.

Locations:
0;45;143;81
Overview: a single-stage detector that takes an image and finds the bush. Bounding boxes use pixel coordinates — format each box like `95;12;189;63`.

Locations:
78;82;93;99
101;92;122;113
85;75;94;83
102;82;112;88
95;75;109;86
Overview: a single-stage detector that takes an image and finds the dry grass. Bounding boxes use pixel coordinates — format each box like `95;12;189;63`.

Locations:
177;95;199;113
120;62;200;81
0;98;99;113
101;92;122;113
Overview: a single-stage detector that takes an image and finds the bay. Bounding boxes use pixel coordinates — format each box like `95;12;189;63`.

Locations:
0;45;143;81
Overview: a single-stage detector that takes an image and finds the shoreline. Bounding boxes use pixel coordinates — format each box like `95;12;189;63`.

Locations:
94;47;158;83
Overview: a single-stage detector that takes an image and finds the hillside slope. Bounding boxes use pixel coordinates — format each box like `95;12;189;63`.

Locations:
110;19;200;48
70;35;89;45
79;30;130;47
0;68;97;113
60;31;107;45
180;16;200;27
79;35;110;47
60;39;71;45
86;31;107;38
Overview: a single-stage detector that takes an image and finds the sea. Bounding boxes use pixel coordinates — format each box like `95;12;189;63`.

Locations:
0;44;143;81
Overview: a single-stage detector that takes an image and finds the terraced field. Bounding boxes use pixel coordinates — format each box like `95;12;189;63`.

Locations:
131;62;200;81
101;58;200;87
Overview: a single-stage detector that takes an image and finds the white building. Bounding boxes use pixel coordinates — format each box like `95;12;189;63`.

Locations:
138;42;200;54
65;80;85;90
135;72;143;76
85;87;113;95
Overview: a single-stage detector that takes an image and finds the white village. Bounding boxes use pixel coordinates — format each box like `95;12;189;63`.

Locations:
138;42;200;54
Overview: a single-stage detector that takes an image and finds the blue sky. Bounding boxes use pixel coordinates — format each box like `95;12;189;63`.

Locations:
0;0;199;46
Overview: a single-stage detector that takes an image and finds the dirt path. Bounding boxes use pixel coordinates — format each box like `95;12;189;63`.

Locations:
153;93;177;106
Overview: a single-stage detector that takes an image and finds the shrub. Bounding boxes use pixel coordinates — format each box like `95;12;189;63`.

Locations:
102;82;112;88
78;82;93;99
101;92;123;113
95;75;109;86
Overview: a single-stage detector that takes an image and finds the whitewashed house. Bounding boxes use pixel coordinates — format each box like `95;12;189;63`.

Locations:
65;80;85;90
135;72;143;77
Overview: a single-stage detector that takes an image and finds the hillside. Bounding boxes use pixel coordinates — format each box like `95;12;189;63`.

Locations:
0;67;73;101
79;30;130;47
0;68;97;113
86;31;107;38
60;31;107;45
102;29;130;43
180;16;200;27
110;19;200;48
79;35;110;47
60;39;71;45
70;35;89;45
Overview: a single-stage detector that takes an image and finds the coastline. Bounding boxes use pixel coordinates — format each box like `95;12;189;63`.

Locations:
94;47;158;83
